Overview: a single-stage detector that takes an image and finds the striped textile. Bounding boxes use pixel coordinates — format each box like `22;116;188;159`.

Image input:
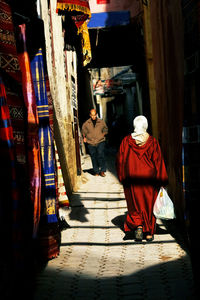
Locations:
30;48;58;223
17;24;41;237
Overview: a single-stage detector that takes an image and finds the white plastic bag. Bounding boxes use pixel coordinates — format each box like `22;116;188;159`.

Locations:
153;187;176;220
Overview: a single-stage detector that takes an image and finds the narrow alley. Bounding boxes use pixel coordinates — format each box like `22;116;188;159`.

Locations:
1;1;200;299
34;150;194;300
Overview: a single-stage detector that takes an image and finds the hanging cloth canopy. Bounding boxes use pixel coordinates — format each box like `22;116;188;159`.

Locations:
56;0;91;28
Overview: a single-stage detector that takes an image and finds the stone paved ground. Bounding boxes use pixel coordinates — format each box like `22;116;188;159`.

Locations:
34;149;196;300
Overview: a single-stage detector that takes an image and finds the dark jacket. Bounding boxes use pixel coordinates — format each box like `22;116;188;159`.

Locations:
82;118;108;145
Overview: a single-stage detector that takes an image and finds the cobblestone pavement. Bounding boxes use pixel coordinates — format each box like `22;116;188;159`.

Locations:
34;150;195;300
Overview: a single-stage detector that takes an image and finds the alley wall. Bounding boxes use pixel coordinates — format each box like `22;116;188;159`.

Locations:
40;0;80;194
143;0;185;220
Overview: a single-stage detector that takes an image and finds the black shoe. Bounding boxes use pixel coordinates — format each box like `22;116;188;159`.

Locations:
146;235;154;242
135;227;143;241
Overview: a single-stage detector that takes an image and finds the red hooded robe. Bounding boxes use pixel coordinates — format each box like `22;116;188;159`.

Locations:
116;135;168;235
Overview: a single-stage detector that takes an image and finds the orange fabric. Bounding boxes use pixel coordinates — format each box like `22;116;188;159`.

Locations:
17;24;41;237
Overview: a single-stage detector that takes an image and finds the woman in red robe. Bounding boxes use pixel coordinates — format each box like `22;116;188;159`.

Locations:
116;116;168;241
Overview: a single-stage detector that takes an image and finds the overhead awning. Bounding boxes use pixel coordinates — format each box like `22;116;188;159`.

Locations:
87;11;130;28
87;0;142;28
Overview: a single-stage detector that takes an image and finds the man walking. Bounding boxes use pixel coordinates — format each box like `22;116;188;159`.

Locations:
82;109;108;177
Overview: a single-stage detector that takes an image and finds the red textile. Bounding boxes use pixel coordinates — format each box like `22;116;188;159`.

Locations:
0;0;26;266
116;135;168;235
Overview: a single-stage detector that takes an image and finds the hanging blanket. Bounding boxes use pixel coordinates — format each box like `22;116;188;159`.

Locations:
30;48;58;223
17;24;41;237
0;0;30;267
0;75;23;265
56;0;91;28
0;0;26;167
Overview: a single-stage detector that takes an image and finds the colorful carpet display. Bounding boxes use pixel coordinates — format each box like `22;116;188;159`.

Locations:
0;0;65;264
30;48;58;224
0;0;91;265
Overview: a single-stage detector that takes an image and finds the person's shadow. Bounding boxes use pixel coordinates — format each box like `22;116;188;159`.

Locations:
111;213;127;232
83;168;96;176
69;193;89;223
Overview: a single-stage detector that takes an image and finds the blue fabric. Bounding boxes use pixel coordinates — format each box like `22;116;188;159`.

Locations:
87;11;130;28
31;49;58;223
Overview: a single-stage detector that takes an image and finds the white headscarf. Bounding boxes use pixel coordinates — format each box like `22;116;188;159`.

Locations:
131;115;149;145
